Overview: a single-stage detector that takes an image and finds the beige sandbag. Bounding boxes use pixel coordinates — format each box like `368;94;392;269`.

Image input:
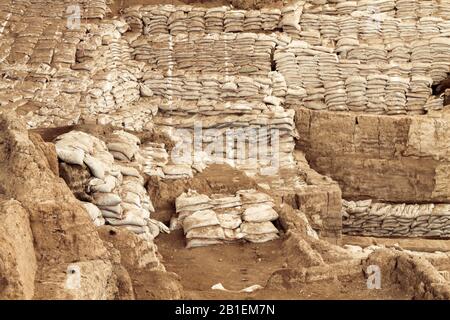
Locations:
93;192;121;206
107;142;137;160
183;210;220;234
242;204;278;222
244;233;279;243
240;221;278;235
56;146;85;166
89;176;117;193
186;238;224;249
84;154;106;179
186;225;226;240
81;202;102;220
216;211;242;229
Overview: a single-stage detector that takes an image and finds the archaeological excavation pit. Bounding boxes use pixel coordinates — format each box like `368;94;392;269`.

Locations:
0;0;450;302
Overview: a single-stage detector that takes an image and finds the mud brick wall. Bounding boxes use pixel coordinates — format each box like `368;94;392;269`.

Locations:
295;107;450;203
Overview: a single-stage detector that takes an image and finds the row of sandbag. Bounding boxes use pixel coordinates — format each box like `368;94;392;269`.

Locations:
298;13;450;46
154;99;297;176
140;70;288;104
274;40;448;113
174;189;280;248
122;4;286;35
342;199;450;238
54;130;167;241
303;0;450;20
131;33;277;77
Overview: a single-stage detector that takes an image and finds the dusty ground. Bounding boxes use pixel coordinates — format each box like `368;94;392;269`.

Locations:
157;230;412;300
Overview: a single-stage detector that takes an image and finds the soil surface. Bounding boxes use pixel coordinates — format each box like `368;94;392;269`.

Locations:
157;230;412;300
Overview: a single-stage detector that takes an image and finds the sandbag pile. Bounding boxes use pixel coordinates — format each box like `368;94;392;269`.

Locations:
342;200;450;238
174;189;279;248
122;4;284;35
96;97;158;132
54;130;165;241
280;1;304;39
131;33;276;77
140;71;285;103
273;39;442;114
154;100;297;177
138;142;169;178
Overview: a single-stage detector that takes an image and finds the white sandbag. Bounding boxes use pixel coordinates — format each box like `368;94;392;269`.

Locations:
99;204;122;215
109;150;129;161
216;211;242;229
117;165;141;177
56;145;85;166
242;204;279;222
186;225;226;240
100;209;122;219
89;175;117;193
107;142;137;160
240;221;279;235
93;192;121;206
244;233;279;243
94;217;106;227
186;238;224;249
121;191;141;207
84;154;106;179
106;214;147;227
183;210;220;234
82;202;102;220
170;216;183;231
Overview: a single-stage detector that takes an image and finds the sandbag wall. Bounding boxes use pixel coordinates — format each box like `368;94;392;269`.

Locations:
274;39;448;114
131;33;276;77
122;4;286;35
343;200;450;238
175;189;280;248
54;130;166;241
303;0;450;19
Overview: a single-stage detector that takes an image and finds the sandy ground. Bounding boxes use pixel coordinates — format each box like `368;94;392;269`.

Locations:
157;230;412;300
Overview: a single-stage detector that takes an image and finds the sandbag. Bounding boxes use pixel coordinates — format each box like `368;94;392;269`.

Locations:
107;142;137;160
183;210;220;234
242;204;278;222
82;202;102;220
89;176;117;193
93;192;121;206
186;238;224;249
240;221;279;235
56;146;85;166
84;154;106;179
186;225;225;240
216;211;242;229
244;233;279;243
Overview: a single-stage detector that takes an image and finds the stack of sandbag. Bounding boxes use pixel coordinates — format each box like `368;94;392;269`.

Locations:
224;10;245;33
142;5;170;35
205;6;227;33
429;37;450;83
168;5;190;35
424;95;444;112
122;5;143;32
385;76;409;115
54;130;165;241
261;8;281;31
238;189;279;243
138;142;169;178
175;189;279;248
366;74;388;114
280;1;304;39
188;7;207;34
244;10;262;32
406;75;432;114
343;200;450;238
345;75;367;112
